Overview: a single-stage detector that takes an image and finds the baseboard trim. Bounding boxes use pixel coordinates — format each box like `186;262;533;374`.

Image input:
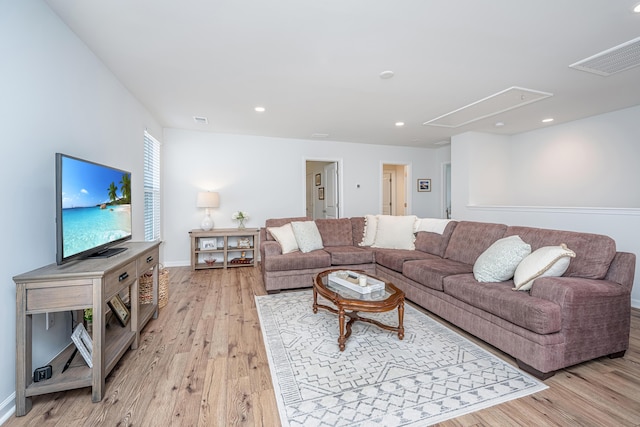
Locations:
0;392;15;425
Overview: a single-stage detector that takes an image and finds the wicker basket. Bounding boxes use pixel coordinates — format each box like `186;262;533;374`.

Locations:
139;266;169;309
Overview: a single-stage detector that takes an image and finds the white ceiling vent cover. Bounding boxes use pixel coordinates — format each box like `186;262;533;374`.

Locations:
423;87;553;128
569;36;640;76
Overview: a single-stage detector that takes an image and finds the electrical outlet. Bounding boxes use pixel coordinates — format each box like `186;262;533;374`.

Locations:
45;312;55;330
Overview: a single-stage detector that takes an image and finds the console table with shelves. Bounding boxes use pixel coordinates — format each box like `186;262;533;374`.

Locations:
12;240;161;416
189;228;259;270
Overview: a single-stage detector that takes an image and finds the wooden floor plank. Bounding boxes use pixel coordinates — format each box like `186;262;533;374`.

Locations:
6;266;640;427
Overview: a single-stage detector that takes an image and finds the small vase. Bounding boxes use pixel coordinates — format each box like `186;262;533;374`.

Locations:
237;219;246;229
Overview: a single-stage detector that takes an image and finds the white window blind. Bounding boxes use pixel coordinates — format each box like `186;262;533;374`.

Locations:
144;131;161;242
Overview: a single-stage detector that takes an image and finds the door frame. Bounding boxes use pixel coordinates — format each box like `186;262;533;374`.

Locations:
304;157;343;219
441;161;451;219
381;161;411;215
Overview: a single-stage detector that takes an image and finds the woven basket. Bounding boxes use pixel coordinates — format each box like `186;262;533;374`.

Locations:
139;266;169;309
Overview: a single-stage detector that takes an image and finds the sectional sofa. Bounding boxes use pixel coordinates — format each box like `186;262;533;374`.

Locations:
259;216;635;379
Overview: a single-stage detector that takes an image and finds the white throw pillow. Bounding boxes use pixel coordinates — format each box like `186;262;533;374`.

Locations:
513;244;576;291
291;221;324;253
415;218;452;235
473;235;531;282
371;215;417;250
267;223;299;254
359;214;378;246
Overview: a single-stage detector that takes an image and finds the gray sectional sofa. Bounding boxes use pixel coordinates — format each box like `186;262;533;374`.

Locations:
259;216;636;379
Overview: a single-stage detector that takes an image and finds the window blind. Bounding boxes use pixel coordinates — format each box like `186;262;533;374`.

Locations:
144;131;161;242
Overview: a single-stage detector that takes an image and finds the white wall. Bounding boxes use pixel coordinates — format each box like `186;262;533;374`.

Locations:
0;0;162;421
451;105;640;307
162;129;448;266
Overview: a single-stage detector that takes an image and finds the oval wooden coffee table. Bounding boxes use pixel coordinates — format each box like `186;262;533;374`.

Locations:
313;269;405;351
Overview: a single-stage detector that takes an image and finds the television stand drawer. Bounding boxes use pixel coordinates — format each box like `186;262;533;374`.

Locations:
104;260;137;299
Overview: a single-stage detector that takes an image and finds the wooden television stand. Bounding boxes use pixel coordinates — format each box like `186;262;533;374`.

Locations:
12;241;161;416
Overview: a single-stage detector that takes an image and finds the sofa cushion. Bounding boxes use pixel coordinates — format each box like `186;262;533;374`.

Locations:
373;248;435;272
444;221;507;265
350;217;366;246
505;226;616;280
443;274;562;335
323;246;375;265
473;235;531;282
267;223;299;254
513;244;576;291
265;217;311;241
372;215;417;250
316;218;353;246
263;249;331;272
403;258;473;291
291;221;324;253
414;221;458;257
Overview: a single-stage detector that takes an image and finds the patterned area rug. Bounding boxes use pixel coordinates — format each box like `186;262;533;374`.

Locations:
256;290;547;427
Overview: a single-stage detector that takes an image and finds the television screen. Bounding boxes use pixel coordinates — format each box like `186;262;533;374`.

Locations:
56;153;132;264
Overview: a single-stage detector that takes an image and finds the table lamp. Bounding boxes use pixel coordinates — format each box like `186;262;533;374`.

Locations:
197;191;219;231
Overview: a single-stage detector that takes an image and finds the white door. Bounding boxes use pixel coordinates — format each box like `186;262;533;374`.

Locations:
306;172;314;218
382;171;393;214
323;162;339;218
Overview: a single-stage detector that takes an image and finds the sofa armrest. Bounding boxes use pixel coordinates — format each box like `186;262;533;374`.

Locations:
261;240;283;256
604;251;636;292
530;276;630;355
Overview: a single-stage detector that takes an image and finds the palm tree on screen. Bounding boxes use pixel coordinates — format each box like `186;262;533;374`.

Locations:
120;174;131;203
107;182;118;203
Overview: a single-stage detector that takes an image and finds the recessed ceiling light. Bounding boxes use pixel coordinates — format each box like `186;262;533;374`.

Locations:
380;70;395;79
193;116;208;124
311;133;329;138
542;118;554;123
254;106;265;112
395;121;405;127
633;2;640;13
495;121;505;127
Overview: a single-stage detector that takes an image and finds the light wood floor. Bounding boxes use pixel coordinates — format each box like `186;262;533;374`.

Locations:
6;266;640;426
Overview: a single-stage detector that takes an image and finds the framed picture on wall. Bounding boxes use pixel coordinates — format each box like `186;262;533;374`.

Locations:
318;187;325;200
417;178;431;192
315;173;321;186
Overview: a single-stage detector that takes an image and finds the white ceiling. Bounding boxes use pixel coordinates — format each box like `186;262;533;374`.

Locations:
45;0;640;148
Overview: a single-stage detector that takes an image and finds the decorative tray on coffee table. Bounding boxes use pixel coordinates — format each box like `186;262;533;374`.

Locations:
328;270;385;294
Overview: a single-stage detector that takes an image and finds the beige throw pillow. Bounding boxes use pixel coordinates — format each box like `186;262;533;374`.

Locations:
513;244;576;291
291;221;324;253
473;235;531;282
359;214;378;246
267;223;299;254
371;215;417;250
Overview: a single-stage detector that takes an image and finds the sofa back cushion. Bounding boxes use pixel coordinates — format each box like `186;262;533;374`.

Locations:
444;221;507;265
505;226;616;279
264;217;310;241
316;218;353;246
350;217;366;246
415;221;458;257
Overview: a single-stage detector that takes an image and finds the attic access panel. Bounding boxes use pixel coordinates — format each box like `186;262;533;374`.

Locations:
423;86;553;128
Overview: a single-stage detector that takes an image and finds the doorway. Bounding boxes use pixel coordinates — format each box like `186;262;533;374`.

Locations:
442;162;451;219
382;163;408;215
306;160;340;220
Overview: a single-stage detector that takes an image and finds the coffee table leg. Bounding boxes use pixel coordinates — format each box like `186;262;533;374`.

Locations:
398;300;405;340
338;308;346;351
313;287;318;314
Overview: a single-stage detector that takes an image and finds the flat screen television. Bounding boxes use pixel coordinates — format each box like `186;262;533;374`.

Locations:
55;153;132;265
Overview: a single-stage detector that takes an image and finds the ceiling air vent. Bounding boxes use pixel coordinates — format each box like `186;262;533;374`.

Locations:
193;116;208;124
569;36;640;76
423;87;552;128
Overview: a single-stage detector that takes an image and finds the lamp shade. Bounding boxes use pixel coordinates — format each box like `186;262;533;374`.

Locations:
197;191;220;208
